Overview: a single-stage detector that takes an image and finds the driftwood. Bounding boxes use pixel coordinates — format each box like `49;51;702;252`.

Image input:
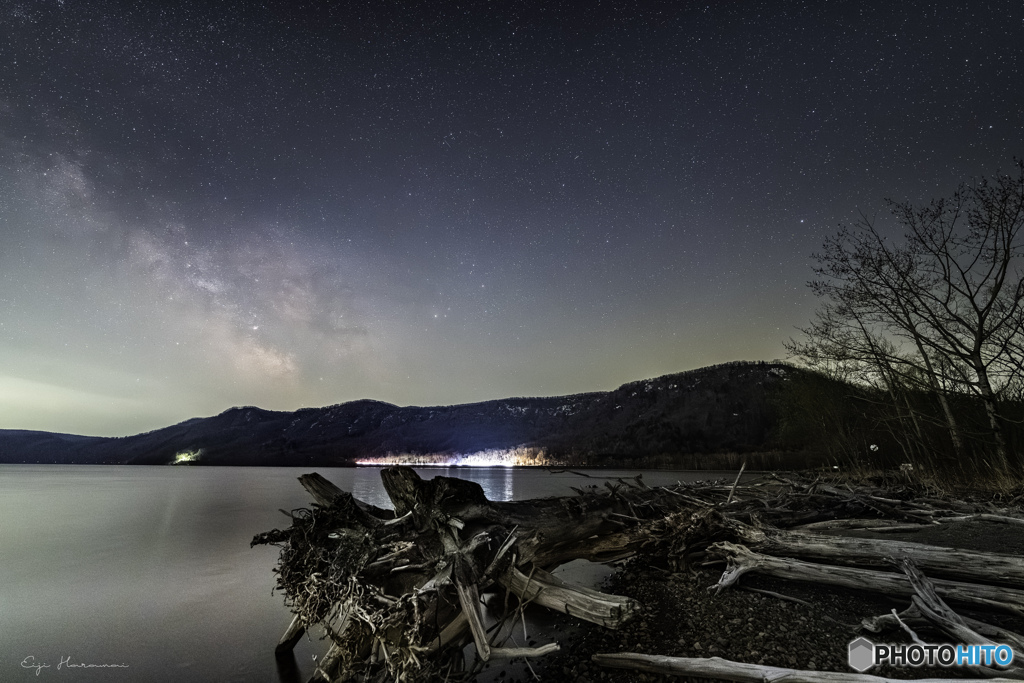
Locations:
276;614;306;654
864;605;1024;654
254;468;1024;683
715;516;1024;588
896;559;1024;679
709;542;1024;616
254;467;694;682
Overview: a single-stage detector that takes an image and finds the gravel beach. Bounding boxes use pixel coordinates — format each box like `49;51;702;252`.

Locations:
524;519;1024;683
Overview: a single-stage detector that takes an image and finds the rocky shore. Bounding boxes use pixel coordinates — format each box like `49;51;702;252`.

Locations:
531;518;1024;682
259;468;1024;683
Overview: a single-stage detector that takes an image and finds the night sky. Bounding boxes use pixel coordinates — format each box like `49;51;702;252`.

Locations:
2;1;1021;437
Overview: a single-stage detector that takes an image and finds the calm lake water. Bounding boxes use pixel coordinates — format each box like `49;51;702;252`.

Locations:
0;465;737;682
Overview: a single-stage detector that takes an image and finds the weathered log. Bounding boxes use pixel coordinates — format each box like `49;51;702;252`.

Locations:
298;473;348;507
275;614;305;654
721;518;1024;588
793;519;931;532
497;565;638;628
455;575;492;661
710;542;1024;616
377;466;692;568
298;472;395;521
897;559;1024;679
902;559;995;645
937;514;1024;526
592;653;1023;683
261;467;677;682
863;605;1024;655
308;643;343;683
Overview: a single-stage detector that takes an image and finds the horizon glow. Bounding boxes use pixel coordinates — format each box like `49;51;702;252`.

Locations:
1;2;1021;437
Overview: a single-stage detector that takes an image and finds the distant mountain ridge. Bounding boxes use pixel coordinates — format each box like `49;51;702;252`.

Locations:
0;361;794;466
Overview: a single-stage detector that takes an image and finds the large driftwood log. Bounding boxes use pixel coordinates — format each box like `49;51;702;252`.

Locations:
793;519;932;532
895;559;1024;679
717;516;1024;588
709;542;1024;616
255;467;693;682
498;565;638;627
377;466;684;567
275;614;306;654
864;604;1024;654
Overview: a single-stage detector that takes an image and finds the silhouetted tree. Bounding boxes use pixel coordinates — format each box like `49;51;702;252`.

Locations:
789;163;1024;473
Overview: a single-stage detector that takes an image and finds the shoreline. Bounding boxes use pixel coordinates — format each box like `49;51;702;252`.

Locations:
527;516;1024;682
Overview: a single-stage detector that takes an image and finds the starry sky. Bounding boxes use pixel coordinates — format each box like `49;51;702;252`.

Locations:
1;1;1021;437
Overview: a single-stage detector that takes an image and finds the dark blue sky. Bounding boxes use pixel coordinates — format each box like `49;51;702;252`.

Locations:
1;0;1021;435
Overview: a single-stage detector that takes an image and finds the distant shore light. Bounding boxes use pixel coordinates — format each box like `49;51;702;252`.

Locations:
355;447;547;468
172;449;202;465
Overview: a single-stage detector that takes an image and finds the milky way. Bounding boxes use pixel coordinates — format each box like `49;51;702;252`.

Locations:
1;1;1021;435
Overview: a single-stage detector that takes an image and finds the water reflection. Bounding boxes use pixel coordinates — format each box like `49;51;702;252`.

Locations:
0;465;739;683
274;651;302;683
348;466;520;507
349;469;391;509
432;465;515;502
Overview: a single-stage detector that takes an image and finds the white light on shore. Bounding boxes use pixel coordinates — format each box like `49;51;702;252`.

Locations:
172;449;202;465
355;447;548;467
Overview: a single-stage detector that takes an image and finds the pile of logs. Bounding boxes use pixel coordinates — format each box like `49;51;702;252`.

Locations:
252;468;1024;683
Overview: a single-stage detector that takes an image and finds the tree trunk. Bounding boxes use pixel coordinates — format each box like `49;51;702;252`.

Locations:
936;388;965;456
974;361;1011;471
914;339;964;457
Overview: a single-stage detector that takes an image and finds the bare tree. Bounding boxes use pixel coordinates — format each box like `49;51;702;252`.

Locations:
791;162;1024;472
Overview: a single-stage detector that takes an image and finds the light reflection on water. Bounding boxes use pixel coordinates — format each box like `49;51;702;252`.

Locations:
430;465;515;502
0;465;735;683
